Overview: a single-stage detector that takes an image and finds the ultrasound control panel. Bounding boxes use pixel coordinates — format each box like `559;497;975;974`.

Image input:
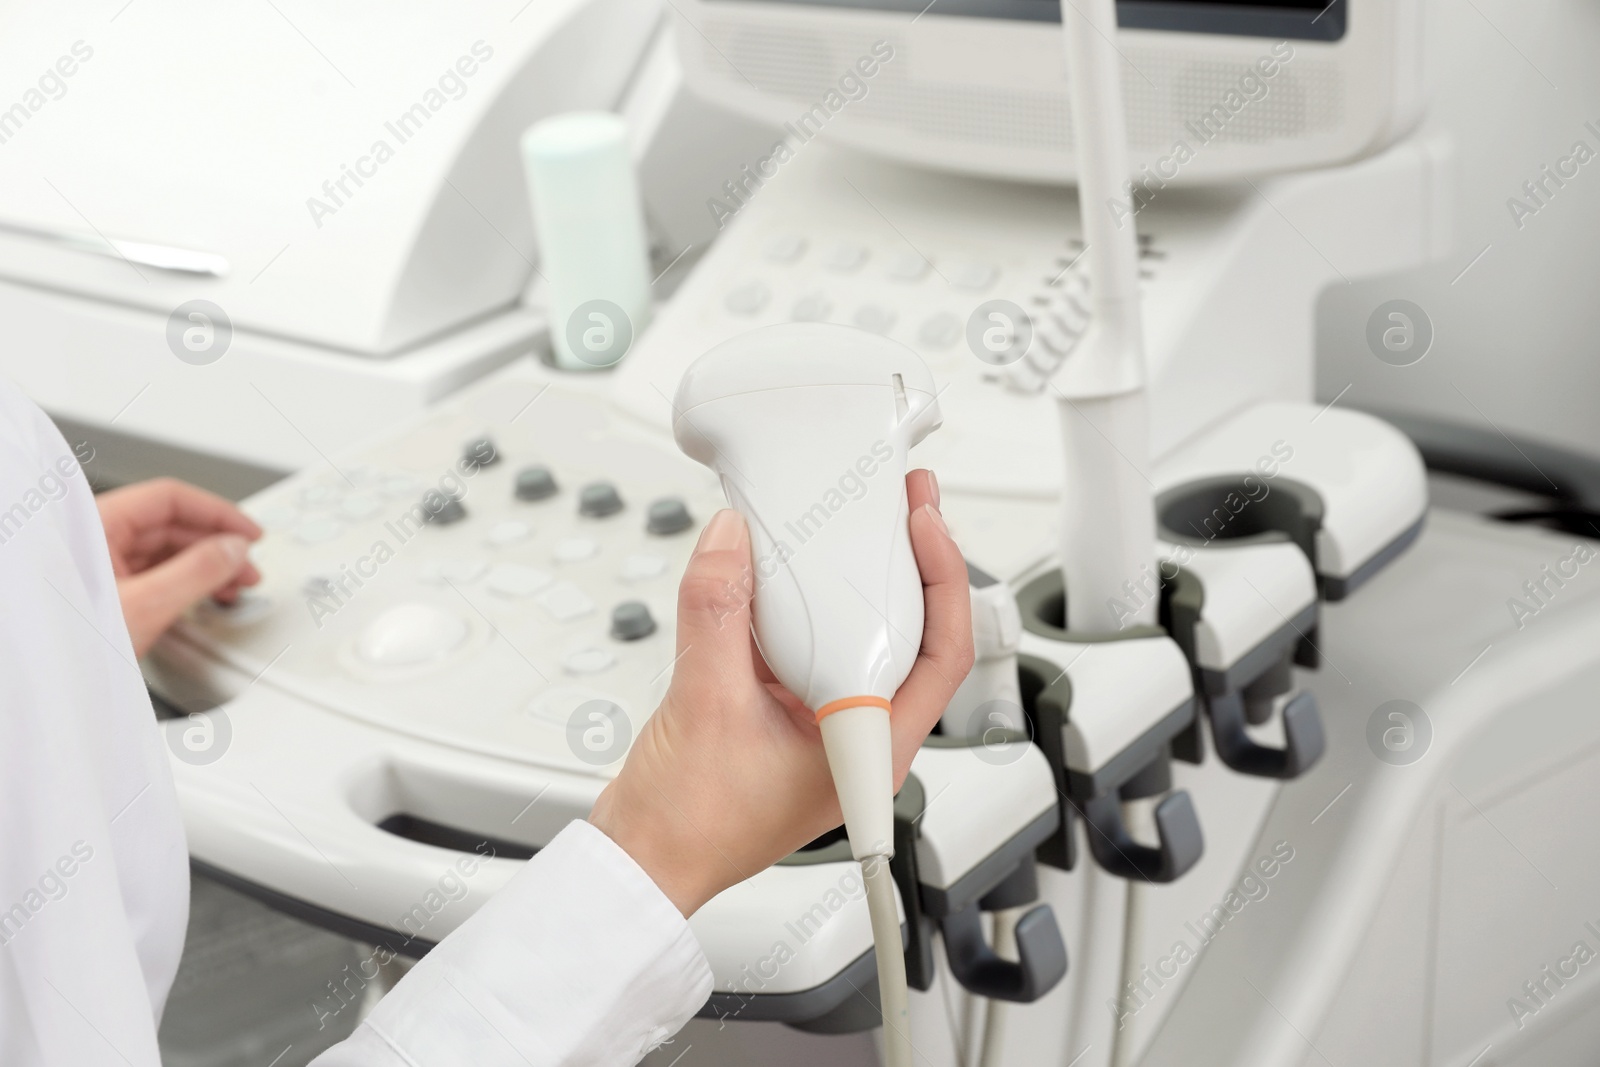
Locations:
156;373;725;777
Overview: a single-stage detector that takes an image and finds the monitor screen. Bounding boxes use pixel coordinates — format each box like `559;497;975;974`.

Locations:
708;0;1347;40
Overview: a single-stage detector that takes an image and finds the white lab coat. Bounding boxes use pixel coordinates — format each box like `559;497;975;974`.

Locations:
0;378;713;1066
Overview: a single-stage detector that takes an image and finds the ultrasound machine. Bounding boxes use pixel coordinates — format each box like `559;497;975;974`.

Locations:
1;0;1589;1063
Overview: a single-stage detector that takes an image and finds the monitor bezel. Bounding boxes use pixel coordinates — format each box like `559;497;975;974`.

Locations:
700;0;1347;40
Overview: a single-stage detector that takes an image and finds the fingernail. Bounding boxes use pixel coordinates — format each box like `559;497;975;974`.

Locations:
698;509;742;552
927;470;941;509
217;534;249;568
922;503;949;536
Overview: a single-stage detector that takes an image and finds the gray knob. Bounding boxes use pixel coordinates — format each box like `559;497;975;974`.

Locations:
647;497;693;536
423;492;467;525
463;437;499;469
515;465;558;502
610;601;656;641
579;481;624;518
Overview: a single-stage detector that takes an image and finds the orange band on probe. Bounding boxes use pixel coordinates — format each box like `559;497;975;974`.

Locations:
813;695;892;724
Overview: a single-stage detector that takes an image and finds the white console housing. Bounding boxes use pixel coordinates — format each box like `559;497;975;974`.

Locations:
611;137;1450;500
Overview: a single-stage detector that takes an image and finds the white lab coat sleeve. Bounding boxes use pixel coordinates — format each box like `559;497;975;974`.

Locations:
0;379;189;1067
311;819;714;1067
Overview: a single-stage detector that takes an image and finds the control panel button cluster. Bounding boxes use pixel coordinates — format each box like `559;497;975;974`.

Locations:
725;233;1003;355
177;403;717;769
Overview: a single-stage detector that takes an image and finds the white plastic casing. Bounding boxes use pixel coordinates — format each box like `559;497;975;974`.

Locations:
0;0;661;355
673;323;942;859
672;323;942;709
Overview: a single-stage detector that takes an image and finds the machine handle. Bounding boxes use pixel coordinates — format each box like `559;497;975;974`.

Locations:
161;691;597;949
1079;788;1203;883
1207;690;1326;780
939;900;1068;1003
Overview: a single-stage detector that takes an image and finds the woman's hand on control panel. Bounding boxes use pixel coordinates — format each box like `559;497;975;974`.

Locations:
588;469;973;917
97;478;263;657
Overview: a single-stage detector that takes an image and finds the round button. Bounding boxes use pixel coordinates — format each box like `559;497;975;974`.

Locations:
525;685;604;727
464;437;499;470
344;465;380;488
293;517;344;545
610;601;657;641
619;554;668;582
380;474;424;499
515;465;558;502
299;485;342;509
554;537;599;563
423;492;467;525
647;497;693;536
485;563;553;598
918;312;963;349
487;520;532;546
764;234;807;264
340;494;382;520
950;260;998;292
254;506;298;532
886;253;931;283
791;293;832;322
824;243;869;273
563;646;616;675
854;305;897;334
355;604;469;667
537;581;595;621
302;573;339;598
579;482;623;518
724;282;771;317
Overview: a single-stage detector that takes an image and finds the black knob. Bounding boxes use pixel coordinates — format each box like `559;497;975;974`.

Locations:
463;437;499;470
610;601;656;641
422;491;467;525
647;497;693;535
579;481;624;518
515;465;558;502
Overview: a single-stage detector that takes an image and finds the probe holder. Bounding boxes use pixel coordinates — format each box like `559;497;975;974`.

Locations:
1150;400;1428;778
1160;539;1326;779
1153;401;1428;602
1014;570;1204;884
